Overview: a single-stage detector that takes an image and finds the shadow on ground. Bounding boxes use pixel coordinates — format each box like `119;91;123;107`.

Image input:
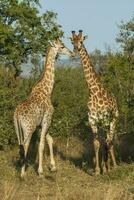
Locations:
12;130;134;175
53;132;95;173
12;130;39;173
116;133;134;163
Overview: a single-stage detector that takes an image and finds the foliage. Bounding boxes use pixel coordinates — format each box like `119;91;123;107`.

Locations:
50;67;89;137
116;15;134;63
101;52;134;134
0;0;63;76
0;67;32;148
91;49;107;74
102;16;134;134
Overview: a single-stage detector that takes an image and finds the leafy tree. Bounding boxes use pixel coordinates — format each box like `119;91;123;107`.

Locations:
99;16;134;135
0;0;63;77
101;52;133;132
90;49;106;74
0;66;31;149
116;16;134;63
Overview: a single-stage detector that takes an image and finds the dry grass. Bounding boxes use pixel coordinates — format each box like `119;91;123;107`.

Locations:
0;137;134;200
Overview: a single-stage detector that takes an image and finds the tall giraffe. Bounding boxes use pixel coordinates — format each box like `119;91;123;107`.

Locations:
70;30;119;175
14;38;74;177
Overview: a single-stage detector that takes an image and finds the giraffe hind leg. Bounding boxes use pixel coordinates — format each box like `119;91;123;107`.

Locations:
46;133;56;172
21;134;32;178
14;115;25;166
38;127;46;176
109;146;117;168
19;121;34;178
106;120;117;168
19;144;25;166
38;110;53;176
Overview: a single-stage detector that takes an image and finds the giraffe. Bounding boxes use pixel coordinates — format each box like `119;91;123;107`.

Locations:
70;30;119;175
14;38;74;177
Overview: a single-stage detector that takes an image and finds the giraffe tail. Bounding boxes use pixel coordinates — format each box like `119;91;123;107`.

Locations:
14;114;25;165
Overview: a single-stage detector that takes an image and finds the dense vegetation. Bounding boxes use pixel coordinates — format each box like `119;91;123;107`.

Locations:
0;0;62;77
0;0;134;151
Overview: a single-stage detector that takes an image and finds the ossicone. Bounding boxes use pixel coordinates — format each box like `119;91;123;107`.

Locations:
71;31;75;34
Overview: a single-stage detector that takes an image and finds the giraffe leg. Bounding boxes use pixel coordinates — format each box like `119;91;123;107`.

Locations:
38;126;47;176
101;143;108;173
90;125;100;175
21;135;32;178
109;146;117;168
46;133;56;172
38;111;53;176
102;140;113;173
107;120;117;168
93;138;100;175
105;151;111;172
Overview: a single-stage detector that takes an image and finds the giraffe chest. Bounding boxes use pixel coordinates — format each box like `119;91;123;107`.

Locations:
87;89;116;111
87;94;116;125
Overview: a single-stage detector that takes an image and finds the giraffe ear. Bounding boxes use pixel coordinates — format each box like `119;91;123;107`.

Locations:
84;35;88;40
71;31;76;37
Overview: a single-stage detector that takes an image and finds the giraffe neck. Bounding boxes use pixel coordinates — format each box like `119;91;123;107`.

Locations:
37;47;57;95
79;45;101;91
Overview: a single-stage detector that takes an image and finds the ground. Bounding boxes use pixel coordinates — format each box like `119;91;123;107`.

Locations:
0;137;134;200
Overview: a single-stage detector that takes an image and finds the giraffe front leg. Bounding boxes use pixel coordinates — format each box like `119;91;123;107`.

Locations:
93;138;100;175
89;117;101;175
107;120;117;168
46;133;56;172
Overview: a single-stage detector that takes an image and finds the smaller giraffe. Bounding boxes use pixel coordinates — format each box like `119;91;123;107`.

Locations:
14;38;74;177
70;30;119;175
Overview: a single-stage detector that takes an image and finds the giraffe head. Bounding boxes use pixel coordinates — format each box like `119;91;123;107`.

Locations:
49;38;74;57
70;30;88;53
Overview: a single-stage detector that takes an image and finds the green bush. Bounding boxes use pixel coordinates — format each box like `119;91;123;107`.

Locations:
50;67;89;137
101;53;134;134
0;68;32;148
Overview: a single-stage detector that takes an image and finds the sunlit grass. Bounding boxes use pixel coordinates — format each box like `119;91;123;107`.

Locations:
0;137;134;200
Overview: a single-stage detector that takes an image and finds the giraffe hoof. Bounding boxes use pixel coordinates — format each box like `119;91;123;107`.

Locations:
95;172;100;176
38;168;44;177
102;167;107;174
21;169;26;179
95;168;100;176
38;172;44;178
49;165;57;172
113;164;117;170
107;167;111;173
